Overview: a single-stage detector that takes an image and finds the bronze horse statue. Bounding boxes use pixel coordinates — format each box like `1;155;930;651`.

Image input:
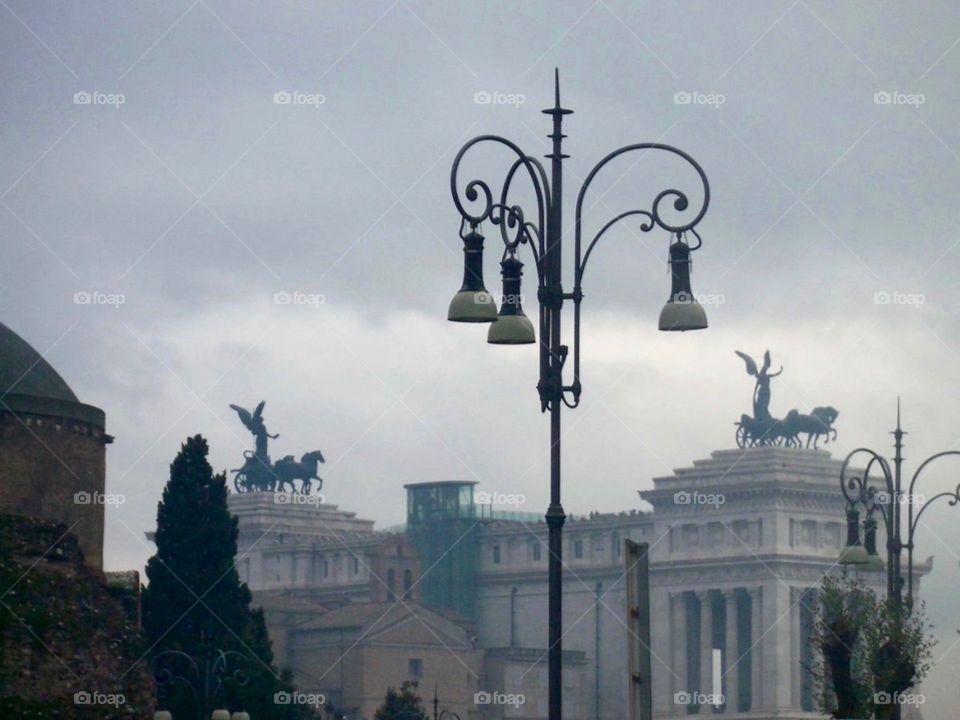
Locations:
273;450;325;494
783;406;839;449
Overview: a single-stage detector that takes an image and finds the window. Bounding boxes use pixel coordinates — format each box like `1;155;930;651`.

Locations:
493;545;501;564
533;543;541;561
574;539;583;559
403;569;413;599
353;557;360;574
387;569;396;600
409;658;423;679
612;533;621;559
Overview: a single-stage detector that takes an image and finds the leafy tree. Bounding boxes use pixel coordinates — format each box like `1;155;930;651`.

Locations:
809;575;933;719
143;435;317;719
374;680;428;720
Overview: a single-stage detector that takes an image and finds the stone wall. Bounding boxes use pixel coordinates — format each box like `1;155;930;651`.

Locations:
0;405;108;570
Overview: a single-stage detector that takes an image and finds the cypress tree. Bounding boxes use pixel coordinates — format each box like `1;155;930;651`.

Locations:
144;435;316;719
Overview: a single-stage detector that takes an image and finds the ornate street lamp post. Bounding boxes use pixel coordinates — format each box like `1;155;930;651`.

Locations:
839;400;960;608
152;648;251;720
447;70;712;719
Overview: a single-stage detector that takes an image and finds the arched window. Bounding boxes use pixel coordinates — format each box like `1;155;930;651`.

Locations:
403;569;413;599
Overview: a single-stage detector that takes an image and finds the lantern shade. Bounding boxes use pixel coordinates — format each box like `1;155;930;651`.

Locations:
488;256;535;345
153;713;173;720
659;299;708;332
448;290;497;322
488;314;536;344
232;713;252;720
659;238;707;331
448;229;497;322
838;543;871;566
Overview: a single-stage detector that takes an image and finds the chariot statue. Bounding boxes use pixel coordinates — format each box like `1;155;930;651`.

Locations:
733;350;838;449
229;401;324;494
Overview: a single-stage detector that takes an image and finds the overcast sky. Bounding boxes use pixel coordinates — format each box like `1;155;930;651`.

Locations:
3;0;960;713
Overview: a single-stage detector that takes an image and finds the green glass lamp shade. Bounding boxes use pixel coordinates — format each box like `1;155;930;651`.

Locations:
658;239;708;331
488;256;535;345
448;229;497;322
839;543;871;566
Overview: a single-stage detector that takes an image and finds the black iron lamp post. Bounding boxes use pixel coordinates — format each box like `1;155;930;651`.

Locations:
447;70;712;719
152;648;251;720
839;400;960;608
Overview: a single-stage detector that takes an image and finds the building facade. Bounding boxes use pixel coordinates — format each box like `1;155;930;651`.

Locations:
230;446;920;720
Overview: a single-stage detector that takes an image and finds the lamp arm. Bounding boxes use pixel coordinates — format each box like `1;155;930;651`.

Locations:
840;449;895;535
450;134;549;243
907;451;960;545
566;143;710;405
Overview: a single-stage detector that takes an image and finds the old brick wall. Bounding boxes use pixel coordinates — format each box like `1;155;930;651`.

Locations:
0;411;107;571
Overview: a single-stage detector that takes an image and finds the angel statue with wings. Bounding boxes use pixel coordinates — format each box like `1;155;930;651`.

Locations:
735;349;782;422
229;400;278;460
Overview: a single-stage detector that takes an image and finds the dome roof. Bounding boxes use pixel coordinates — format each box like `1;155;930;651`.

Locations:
0;323;78;402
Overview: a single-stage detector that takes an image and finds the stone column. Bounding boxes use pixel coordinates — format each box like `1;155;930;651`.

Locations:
790;587;804;710
724;589;739;713
749;586;762;711
670;591;688;704
761;582;792;709
698;590;713;706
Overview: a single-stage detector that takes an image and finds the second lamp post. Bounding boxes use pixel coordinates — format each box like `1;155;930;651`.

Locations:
447;70;713;720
